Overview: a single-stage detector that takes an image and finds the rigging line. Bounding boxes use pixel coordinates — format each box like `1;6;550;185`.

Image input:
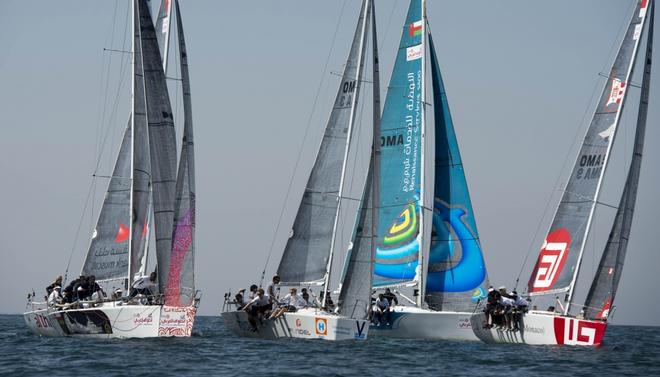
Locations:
63;180;96;286
258;0;350;287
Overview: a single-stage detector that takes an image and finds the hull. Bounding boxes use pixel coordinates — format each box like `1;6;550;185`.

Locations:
23;302;197;338
369;306;479;341
221;308;369;341
470;311;607;346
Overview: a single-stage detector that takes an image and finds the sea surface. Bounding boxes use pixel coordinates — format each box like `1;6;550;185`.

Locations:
1;314;659;376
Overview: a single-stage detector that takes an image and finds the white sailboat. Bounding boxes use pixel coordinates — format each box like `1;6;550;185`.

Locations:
367;0;488;341
23;0;199;338
221;0;379;341
471;0;654;346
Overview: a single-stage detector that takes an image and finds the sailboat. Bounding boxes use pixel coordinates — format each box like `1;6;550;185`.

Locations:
23;0;199;338
221;0;379;341
366;0;489;341
472;0;654;346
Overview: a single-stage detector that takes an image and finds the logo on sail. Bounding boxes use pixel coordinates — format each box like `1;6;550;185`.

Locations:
606;78;626;107
409;20;423;38
374;202;420;281
640;0;648;18
115;223;129;243
426;200;487;293
529;229;571;292
407;45;423;61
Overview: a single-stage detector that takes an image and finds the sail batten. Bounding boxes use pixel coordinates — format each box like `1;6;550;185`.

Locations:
584;3;653;321
527;0;650;313
276;0;370;286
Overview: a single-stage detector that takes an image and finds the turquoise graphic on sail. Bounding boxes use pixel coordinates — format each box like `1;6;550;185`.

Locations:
425;33;488;298
373;0;424;287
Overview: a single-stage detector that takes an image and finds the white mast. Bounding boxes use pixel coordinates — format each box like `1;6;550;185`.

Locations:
322;0;371;307
127;0;136;292
415;0;427;308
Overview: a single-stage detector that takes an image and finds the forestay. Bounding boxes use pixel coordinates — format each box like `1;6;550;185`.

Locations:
165;0;196;308
527;0;650;312
277;0;369;285
425;34;488;312
584;3;654;321
338;0;377;321
373;0;424;288
81;124;132;281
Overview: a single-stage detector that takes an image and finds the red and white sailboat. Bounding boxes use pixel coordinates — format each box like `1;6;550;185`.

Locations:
472;0;654;346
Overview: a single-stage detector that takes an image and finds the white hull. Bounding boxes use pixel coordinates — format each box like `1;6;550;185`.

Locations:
369;306;479;341
470;311;607;346
24;302;197;338
221;307;369;341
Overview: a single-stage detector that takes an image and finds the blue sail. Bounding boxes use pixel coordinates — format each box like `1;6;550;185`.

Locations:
425;34;488;311
373;0;424;287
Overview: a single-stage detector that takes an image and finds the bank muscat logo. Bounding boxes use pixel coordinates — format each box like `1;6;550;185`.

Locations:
315;318;327;336
530;229;571;292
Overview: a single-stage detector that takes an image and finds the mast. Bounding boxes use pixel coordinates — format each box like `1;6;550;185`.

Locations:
128;0;136;291
416;0;427;308
323;0;371;307
564;0;649;312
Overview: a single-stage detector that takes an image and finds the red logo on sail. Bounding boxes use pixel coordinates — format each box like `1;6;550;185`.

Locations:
606;78;626;107
640;0;649;17
115;223;129;243
529;229;571;292
597;297;612;319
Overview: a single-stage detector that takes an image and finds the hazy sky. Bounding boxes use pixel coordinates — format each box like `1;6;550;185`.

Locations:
1;1;658;326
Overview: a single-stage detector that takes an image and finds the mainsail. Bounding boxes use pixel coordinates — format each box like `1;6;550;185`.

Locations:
373;0;425;288
137;0;179;295
425;33;488;312
527;0;650;313
584;4;653;321
276;0;370;286
338;0;377;321
81;124;132;281
165;0;196;307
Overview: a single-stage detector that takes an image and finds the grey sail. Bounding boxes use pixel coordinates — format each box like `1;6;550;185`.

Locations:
276;0;370;285
338;0;377;321
527;0;650;312
584;5;653;321
81;123;132;281
165;0;196;307
130;0;152;285
137;0;179;294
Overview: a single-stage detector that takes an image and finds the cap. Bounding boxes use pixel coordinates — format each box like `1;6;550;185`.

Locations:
498;286;506;290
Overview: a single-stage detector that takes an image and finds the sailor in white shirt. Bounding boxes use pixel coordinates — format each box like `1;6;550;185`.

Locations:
266;275;281;301
373;294;391;326
47;286;62;307
271;288;306;318
130;272;157;303
243;288;272;331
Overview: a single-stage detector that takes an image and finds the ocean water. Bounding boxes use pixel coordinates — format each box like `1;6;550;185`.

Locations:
1;314;659;376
